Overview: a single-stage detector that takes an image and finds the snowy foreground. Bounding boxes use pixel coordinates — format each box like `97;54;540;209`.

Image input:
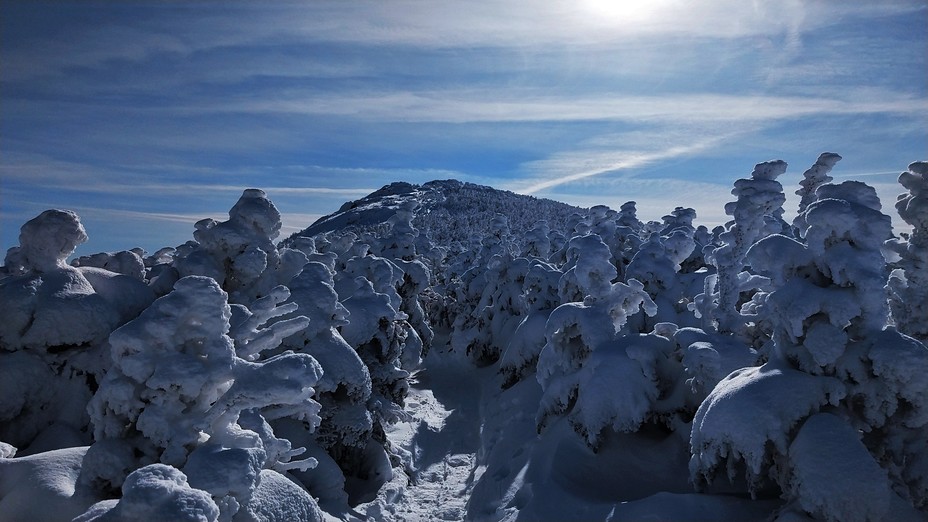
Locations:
1;158;927;522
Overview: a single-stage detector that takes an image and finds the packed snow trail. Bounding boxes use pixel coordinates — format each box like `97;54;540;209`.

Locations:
355;348;487;522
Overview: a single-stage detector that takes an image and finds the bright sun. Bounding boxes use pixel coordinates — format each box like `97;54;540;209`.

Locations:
581;0;673;24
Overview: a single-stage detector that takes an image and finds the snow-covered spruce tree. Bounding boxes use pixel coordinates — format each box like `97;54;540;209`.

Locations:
449;214;527;365
0;210;154;452
617;200;643;232
339;253;424;372
554;233;607;305
498;261;562;388
690;181;928;520
699;160;788;335
276;261;375;509
452;252;531;366
887;161;928;342
625;207;704;332
300;230;426;500
536;233;675;449
625;230;696;330
85;276;323;520
660;206;708;275
366;202;436;361
521;220;552;261
373;199;419;262
589;204;623;264
174;189;307;304
337;275;411;432
1;209;154;353
794;152;842;226
74;463;220;522
477;214;514;263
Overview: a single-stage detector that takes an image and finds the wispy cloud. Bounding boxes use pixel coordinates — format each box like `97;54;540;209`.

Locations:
0;151;457;198
221;1;925;48
201;89;928;124
7;1;922;85
65;206;220;225
513;134;732;194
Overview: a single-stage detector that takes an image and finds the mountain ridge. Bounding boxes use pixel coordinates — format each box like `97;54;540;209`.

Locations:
286;179;586;247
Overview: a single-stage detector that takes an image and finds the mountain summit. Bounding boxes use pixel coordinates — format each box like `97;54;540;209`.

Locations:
287;180;583;247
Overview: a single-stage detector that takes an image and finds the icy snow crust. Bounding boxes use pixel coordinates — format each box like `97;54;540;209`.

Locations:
2;160;928;522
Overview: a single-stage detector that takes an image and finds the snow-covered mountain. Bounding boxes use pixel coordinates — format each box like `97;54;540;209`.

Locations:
288;179;582;251
1;159;927;522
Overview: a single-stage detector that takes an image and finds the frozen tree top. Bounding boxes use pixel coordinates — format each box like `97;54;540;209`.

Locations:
897;161;928;233
14;209;89;273
724;162;787;223
750;159;788;181
816;180;882;211
799;153;841;187
228;189;282;241
796;153;842;217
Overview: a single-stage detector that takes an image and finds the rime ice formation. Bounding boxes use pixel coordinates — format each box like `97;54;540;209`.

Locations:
795;152;842;221
86;276;323;520
72;250;146;281
0;210;154;351
5;209;88;274
617;200;643;231
498;262;561;388
535;234;661;448
449;215;532;366
0;211;155;457
522;220;552;260
175;189;307;303
702;160;788;334
625;230;696;328
887;161;928;341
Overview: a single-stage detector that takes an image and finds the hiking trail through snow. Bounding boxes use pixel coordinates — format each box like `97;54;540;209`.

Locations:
355;350;488;522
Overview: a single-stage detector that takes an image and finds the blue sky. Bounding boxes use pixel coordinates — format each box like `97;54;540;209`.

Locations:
2;0;926;256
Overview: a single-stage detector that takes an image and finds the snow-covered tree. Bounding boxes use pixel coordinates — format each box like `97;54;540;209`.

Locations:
795;152;842;222
0;210;154;452
1;210;154;352
625;231;696;329
617;200;643;232
521;220;552;260
691;181;928;519
174;189;307;303
535;234;662;448
86;276;322;519
498;261;561;388
887;161;928;342
72;250;146;281
278;261;377;508
700;160;788;334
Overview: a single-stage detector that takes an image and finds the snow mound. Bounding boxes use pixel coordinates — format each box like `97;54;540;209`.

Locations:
689;362;845;488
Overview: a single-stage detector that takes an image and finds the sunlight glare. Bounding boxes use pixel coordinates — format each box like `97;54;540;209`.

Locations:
581;0;675;25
